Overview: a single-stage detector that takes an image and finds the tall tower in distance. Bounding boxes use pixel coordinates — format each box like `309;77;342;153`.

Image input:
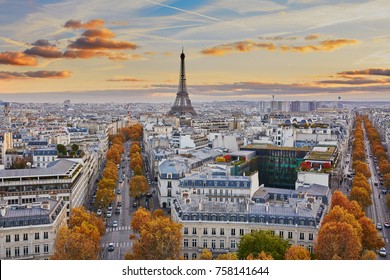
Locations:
168;48;196;117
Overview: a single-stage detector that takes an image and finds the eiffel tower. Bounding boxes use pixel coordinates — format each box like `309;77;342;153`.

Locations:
168;48;196;117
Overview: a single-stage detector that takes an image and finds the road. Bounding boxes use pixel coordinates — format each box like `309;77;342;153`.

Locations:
100;140;160;259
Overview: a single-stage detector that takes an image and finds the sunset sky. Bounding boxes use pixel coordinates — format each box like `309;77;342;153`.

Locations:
0;0;390;103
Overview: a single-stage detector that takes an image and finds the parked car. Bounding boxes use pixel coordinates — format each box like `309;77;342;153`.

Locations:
133;202;137;208
117;201;122;207
106;210;112;218
117;189;122;194
381;189;387;194
97;209;102;216
108;243;114;251
112;220;118;227
108;204;113;211
384;222;390;228
376;223;382;230
115;208;120;215
379;247;387;257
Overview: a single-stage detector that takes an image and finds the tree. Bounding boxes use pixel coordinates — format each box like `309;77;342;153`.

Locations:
361;250;377;260
216;252;238;260
285;245;311;260
314;221;362;260
353;161;371;178
130;143;141;155
383;173;390;189
199;249;213;260
131;207;152;233
10;157;30;169
331;191;350;210
96;187;115;210
300;161;311;171
133;165;143;176
246;252;274;260
350;186;372;209
130;175;148;198
387;194;390;209
126;215;182;260
98;177;116;190
57;144;67;156
69;207;105;236
237;230;289;260
103;161;118;180
358;216;385;251
71;143;79;152
322;206;362;239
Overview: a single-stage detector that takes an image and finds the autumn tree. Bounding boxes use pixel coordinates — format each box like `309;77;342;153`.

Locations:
98;177;116;190
131;207;152;233
130;143;141;155
350;186;372;209
383;173;390;189
130;175;148;198
126;213;182;260
246;252;274;260
314;221;362;260
386;194;390;209
285;245;311;260
96;187;115;210
199;249;213;260
216;253;238;260
358;216;385;251
353;161;371;178
361;250;377;260
69;207;105;236
103;160;119;180
10;157;30;169
237;230;289;260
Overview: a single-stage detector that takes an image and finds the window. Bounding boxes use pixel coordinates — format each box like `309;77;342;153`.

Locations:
35;245;40;254
231;240;236;249
212;228;216;235
211;240;216;249
288;232;293;239
231;229;235;236
309;233;313;241
220;228;224;235
308;245;313;253
183;253;188;260
192;228;197;235
203;228;208;235
6;235;10;242
203;239;208;248
184;239;188;248
44;244;49;254
23;233;28;241
192;239;197;248
220;240;225;249
184;227;188;235
35;232;39;240
279;231;284;238
15;234;19;242
167;189;172;197
192;253;197;260
6;248;11;258
167;181;172;188
270;230;275;236
44;232;48;239
15;247;20;257
239;229;244;236
23;246;29;256
299;233;305;240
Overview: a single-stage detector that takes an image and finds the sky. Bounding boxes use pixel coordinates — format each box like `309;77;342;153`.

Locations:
0;0;390;103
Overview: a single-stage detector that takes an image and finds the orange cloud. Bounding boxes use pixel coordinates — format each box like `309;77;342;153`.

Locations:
68;37;138;50
82;28;115;38
0;51;37;66
318;39;359;51
107;77;145;82
305;34;320;40
0;70;70;80
24;40;63;58
144;51;156;55
201;40;276;56
64;19;105;29
338;68;390;77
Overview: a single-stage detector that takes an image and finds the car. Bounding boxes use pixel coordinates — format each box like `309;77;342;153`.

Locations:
112;221;118;227
96;209;102;216
106;210;112;218
133;202;137;208
381;189;387;194
115;208;120;215
384;222;390;228
117;189;122;194
108;243;114;251
379;247;387;257
117;201;122;207
376;223;382;230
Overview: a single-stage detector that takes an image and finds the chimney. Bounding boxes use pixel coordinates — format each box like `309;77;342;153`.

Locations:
265;202;269;212
0;206;6;217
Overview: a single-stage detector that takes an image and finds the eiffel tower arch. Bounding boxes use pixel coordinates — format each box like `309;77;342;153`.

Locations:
168;49;197;117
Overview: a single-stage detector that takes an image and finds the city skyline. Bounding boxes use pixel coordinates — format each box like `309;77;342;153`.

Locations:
1;0;390;103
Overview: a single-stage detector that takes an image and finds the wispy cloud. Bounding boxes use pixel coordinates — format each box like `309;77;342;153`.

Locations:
0;70;70;80
0;51;37;66
304;34;320;40
64;19;105;29
338;68;390;77
107;77;145;82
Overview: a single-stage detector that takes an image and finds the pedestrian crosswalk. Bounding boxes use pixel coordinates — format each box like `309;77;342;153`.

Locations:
101;242;132;248
106;226;131;233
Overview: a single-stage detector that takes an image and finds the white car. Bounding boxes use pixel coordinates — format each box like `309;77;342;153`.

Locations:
96;209;102;216
379;247;386;257
112;220;118;227
106;210;112;218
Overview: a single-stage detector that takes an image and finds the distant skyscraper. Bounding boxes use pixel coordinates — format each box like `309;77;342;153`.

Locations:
168;49;196;117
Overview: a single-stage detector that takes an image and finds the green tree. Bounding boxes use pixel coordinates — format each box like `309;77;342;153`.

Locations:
71;143;79;152
237;230;289;260
57;144;67;156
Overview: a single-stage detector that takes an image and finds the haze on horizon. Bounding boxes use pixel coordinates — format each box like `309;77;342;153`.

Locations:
0;0;390;103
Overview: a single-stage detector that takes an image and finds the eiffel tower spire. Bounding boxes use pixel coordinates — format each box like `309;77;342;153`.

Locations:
168;48;196;117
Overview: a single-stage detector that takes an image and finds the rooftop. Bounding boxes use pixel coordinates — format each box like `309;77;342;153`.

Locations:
305;146;336;161
243;144;310;152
